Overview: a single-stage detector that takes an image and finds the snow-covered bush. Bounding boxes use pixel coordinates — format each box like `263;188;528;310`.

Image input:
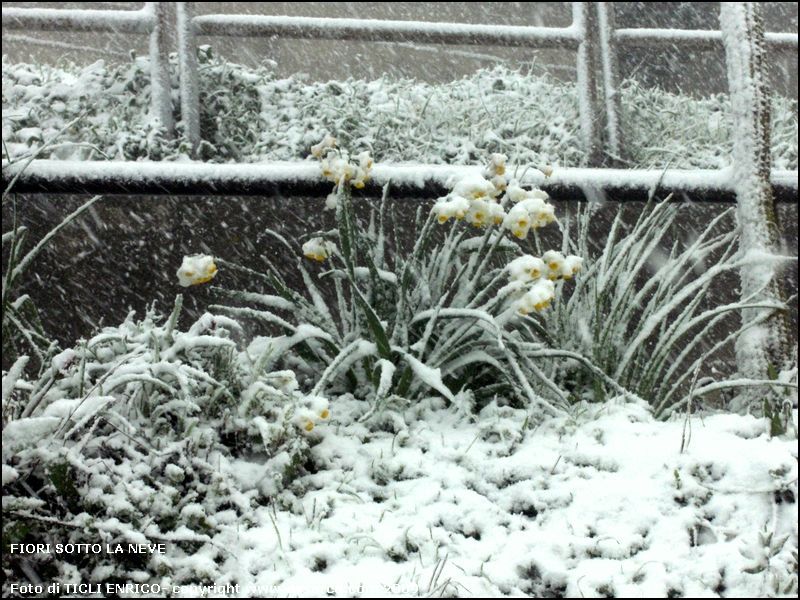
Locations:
212;145;608;419
3;54;797;169
2;297;324;588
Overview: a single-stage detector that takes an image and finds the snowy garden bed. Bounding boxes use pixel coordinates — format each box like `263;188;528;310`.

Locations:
2;44;799;599
2;55;797;170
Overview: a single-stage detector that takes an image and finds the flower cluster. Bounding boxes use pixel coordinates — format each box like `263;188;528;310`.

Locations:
311;134;373;195
507;251;583;314
504;185;556;239
432;154;557;239
302;237;337;262
292;395;330;433
176;254;218;287
432;172;505;227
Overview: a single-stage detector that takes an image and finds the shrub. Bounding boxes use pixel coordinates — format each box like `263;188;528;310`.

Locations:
2;297;324;588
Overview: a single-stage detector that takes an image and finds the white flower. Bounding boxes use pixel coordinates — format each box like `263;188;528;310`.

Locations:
507;181;529;203
352;151;373;188
489;201;506;225
325;192;338;210
357;150;373;171
508;255;546;283
452;173;496;200
561;255;584;280
293;395;330;433
542;250;566;280
504;203;532;239
302;238;336;262
310;134;336;158
466;198;491;227
516;280;555;315
306;395;330;420
488;153;507;176
177;254;217;287
506;182;548;204
433;196;471;224
490;174;507;195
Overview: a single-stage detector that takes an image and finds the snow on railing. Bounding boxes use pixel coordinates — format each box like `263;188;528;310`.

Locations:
3;159;797;204
614;27;798;50
720;3;794;411
1;5;154;33
191;13;581;47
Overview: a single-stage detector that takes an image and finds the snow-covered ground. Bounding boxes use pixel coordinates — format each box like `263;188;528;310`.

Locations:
180;398;798;598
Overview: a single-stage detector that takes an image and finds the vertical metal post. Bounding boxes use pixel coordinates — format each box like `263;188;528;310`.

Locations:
177;2;201;154
596;3;625;164
147;2;174;136
573;2;604;167
720;3;791;431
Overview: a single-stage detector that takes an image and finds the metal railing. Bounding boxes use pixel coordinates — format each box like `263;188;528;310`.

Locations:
1;2;798;200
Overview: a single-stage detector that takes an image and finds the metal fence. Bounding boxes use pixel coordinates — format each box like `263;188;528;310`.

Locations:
1;1;798;200
2;2;798;385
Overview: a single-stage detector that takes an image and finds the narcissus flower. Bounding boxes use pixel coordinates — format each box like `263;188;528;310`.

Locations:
310;133;336;158
294;395;330;434
508;255;546;283
302;238;336;262
177;254;217;287
489;202;506;225
561;255;584;280
466;198;491;227
516;280;556;315
542;250;566;280
487;153;507;176
432;196;470;224
504;204;532;239
453;173;497;200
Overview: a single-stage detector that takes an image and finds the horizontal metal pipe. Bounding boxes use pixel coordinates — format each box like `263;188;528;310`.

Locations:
616;28;798;51
3;160;797;203
1;6;154;34
193;14;582;48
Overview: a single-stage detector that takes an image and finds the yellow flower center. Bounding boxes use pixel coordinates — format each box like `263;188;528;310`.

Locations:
319;409;330;419
304;421;315;432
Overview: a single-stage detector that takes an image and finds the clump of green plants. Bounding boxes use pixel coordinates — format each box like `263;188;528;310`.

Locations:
2;296;326;590
212;142;638;419
541;196;797;418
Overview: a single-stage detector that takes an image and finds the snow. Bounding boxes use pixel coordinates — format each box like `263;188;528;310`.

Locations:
165;398;797;597
5;159;797;195
616;27;798;50
721;3;794;392
0;6;153;34
4;60;796;170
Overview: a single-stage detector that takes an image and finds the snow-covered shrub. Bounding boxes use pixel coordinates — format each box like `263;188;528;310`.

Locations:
2;296;323;588
541;197;797;417
212;145;609;418
4;54;797;169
